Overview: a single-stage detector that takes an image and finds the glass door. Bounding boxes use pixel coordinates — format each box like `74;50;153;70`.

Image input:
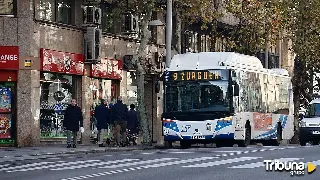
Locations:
0;82;16;145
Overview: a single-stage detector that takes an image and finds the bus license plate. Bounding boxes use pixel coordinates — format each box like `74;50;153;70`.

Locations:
192;135;205;139
312;131;320;134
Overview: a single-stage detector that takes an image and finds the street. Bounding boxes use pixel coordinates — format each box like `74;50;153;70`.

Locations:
0;145;319;180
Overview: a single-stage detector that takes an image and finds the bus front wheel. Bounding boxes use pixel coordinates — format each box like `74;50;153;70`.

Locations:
164;141;173;148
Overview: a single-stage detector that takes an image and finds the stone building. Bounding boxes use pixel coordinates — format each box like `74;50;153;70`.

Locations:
0;0;295;147
0;0;165;147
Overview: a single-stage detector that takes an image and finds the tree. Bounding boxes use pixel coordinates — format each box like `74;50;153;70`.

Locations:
128;0;225;145
225;0;283;56
173;0;223;52
280;0;320;143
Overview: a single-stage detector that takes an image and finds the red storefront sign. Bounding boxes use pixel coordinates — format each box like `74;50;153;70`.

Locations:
40;48;84;75
91;58;122;80
0;46;19;70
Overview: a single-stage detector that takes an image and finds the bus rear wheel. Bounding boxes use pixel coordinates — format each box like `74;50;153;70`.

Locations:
180;141;191;149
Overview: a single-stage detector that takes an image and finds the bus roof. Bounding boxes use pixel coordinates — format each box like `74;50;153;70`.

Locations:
167;52;289;77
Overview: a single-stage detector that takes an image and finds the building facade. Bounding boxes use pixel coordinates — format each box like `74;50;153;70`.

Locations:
0;0;165;147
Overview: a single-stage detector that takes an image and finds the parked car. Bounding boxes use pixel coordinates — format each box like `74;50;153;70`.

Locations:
299;98;320;146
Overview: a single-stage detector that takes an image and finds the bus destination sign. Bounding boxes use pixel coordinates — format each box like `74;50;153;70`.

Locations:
166;70;229;82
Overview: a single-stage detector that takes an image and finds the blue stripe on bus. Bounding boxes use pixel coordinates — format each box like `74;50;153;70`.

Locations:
253;114;288;139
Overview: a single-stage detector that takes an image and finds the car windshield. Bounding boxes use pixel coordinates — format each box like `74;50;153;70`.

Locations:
307;103;320;117
165;81;230;112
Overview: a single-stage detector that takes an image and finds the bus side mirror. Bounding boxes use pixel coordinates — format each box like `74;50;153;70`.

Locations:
233;83;239;96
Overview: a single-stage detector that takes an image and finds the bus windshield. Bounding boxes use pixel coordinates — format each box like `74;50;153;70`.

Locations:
165;81;230;112
307;103;320;117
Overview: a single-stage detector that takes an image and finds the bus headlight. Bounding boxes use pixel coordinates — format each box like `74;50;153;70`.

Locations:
299;121;306;127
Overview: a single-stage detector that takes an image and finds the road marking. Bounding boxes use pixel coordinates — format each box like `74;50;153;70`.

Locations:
183;157;262;168
61;157;219;180
0;161;59;171
213;151;243;153
228;158;303;169
6;160;101;172
0;164;10;168
169;151;194;154
52;159;139;170
97;158;178;169
120;154;132;156
309;160;320;166
141;152;155;155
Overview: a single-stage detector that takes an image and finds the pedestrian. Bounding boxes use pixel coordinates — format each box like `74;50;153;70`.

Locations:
127;104;139;145
94;99;111;147
111;96;128;147
63;99;83;148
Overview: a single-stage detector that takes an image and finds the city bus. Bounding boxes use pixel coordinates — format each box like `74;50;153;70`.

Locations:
162;52;294;148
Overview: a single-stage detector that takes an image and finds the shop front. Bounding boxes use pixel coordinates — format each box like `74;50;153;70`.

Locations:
0;46;19;145
39;48;84;138
90;58;122;141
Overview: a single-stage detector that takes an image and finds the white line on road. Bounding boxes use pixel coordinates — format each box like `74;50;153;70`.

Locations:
6;160;101;172
308;160;320;166
213;151;243;153
183;157;262;168
228;158;303;169
97;158;178;169
0;161;59;171
61;156;219;180
169;151;194;154
51;159;139;170
0;164;10;168
141;152;155;155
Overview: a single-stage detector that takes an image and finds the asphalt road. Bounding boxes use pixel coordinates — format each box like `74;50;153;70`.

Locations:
1;145;319;180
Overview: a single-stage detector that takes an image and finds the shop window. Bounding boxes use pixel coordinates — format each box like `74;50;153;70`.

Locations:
35;0;74;25
39;72;76;138
0;0;15;16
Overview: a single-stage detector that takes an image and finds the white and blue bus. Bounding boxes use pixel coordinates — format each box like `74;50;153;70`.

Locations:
162;52;294;148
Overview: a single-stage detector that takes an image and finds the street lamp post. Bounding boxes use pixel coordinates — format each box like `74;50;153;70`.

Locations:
166;0;173;69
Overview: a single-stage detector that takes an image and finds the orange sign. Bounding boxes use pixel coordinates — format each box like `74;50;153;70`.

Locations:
253;113;272;131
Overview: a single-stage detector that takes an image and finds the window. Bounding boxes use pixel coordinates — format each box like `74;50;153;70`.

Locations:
165;81;230;112
307;103;320;117
0;0;15;15
39;72;76;138
37;0;55;21
35;0;74;25
57;0;72;24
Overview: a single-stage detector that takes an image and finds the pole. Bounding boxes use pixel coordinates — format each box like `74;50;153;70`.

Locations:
166;0;172;68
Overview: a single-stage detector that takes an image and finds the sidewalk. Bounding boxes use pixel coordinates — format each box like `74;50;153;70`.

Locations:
0;144;161;163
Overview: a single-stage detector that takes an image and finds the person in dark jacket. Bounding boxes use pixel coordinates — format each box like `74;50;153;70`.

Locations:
63;99;83;148
127;104;139;145
94;99;111;147
127;104;139;134
111;96;128;147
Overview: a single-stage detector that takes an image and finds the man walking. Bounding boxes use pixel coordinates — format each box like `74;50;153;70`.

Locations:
111;96;128;147
94;99;111;147
63;99;83;148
